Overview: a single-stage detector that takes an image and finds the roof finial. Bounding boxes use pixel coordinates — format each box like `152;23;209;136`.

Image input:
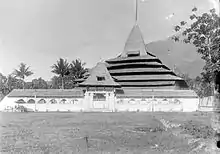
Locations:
135;0;138;23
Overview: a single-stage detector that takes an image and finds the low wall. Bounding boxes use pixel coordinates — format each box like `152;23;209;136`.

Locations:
115;98;199;112
0;96;199;112
0;96;85;112
197;96;215;112
22;104;84;112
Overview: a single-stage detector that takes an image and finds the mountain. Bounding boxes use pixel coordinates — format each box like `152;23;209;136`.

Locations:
146;39;205;78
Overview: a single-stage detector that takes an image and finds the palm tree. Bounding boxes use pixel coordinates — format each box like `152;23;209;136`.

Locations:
69;59;88;80
13;63;33;89
51;58;70;89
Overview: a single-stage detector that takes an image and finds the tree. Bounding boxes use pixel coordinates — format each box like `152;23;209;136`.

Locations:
0;74;23;96
50;76;61;89
6;75;24;91
51;58;70;89
172;7;220;95
69;59;88;80
0;73;8;97
50;75;75;89
13;63;33;89
175;69;213;97
31;78;48;89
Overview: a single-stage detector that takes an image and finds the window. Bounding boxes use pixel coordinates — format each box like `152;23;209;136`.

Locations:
127;51;140;57
97;76;105;81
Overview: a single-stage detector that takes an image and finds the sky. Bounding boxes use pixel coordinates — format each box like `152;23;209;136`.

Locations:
0;0;218;81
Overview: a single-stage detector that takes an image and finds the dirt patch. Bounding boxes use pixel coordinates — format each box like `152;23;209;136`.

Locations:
134;126;165;133
180;120;214;139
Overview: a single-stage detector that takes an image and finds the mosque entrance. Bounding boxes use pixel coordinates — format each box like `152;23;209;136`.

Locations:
84;89;115;112
92;93;108;109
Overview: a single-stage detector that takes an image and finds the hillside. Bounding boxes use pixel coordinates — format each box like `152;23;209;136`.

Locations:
146;39;205;78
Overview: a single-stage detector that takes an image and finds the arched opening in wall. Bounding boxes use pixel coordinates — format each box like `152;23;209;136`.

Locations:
27;99;35;104
60;99;67;104
173;98;181;104
50;99;57;104
128;99;136;104
162;98;168;101
38;99;46;104
15;99;26;104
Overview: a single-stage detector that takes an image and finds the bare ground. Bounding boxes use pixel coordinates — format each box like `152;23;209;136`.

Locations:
0;112;219;154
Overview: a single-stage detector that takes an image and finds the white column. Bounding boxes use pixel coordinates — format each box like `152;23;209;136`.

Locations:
84;91;92;111
109;92;115;112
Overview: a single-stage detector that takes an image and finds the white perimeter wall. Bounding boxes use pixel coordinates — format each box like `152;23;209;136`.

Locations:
0;96;199;112
0;96;84;112
115;98;199;112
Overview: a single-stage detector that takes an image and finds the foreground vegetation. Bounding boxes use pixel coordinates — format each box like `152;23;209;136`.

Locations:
0;112;219;153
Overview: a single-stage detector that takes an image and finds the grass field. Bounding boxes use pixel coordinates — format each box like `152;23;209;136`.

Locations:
0;112;219;154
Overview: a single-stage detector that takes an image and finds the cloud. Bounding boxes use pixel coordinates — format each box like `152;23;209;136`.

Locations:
208;0;219;14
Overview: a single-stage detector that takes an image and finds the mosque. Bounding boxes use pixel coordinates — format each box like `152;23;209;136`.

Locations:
0;2;199;112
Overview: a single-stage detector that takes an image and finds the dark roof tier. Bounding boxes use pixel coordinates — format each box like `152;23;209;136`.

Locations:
116;81;175;87
113;74;182;81
108;67;174;75
106;54;160;64
106;62;170;70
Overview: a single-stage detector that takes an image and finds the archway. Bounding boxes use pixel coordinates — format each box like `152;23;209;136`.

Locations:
60;99;67;104
38;99;46;104
15;99;26;104
27;99;35;104
49;99;57;104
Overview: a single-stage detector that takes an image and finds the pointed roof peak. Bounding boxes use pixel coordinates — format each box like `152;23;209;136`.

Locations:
79;62;120;87
121;24;148;58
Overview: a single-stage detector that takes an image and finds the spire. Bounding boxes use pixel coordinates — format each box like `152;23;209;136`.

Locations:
121;24;148;57
135;0;138;23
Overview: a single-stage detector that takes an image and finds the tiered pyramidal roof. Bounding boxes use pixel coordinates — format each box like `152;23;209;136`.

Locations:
105;24;188;89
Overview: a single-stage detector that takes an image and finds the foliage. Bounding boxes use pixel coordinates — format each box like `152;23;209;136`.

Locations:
176;71;212;97
50;76;75;89
51;58;70;89
13;63;33;80
0;73;23;96
0;73;7;98
31;78;48;89
172;7;220;95
13;63;33;89
50;76;62;89
69;59;88;79
51;58;87;89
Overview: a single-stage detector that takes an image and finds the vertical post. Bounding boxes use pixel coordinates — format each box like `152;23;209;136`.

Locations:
34;95;37;112
135;0;138;23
